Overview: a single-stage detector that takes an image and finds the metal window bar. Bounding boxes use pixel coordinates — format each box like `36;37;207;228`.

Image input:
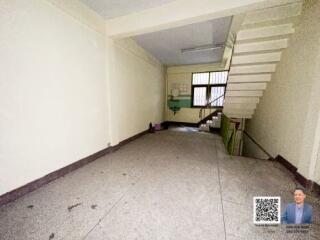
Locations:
199;94;224;119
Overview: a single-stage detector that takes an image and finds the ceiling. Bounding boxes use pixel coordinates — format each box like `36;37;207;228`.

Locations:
80;0;177;19
133;17;232;66
79;1;232;66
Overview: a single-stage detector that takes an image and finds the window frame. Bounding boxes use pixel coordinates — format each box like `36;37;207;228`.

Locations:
191;70;228;108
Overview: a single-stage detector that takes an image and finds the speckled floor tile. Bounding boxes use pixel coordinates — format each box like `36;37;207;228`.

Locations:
0;129;319;240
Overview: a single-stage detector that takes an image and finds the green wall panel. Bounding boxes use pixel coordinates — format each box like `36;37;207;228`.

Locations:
220;114;237;155
168;99;191;108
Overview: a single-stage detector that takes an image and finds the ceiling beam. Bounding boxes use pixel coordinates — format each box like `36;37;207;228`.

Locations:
105;0;300;38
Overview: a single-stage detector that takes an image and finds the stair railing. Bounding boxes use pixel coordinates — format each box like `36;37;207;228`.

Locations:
198;30;238;122
242;130;274;160
199;94;225;120
198;32;237;122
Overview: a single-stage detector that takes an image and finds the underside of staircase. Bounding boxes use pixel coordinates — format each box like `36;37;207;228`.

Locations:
223;1;303;119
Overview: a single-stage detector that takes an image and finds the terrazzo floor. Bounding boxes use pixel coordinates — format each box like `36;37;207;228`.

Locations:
0;129;319;240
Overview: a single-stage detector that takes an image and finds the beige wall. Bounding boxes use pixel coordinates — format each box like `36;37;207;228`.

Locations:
244;0;320;184
165;63;227;123
307;31;320;185
0;0;164;195
315;134;320;184
106;38;165;144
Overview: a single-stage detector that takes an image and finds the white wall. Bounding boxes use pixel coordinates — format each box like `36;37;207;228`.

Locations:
315;135;320;184
244;0;320;183
0;0;165;195
106;38;165;144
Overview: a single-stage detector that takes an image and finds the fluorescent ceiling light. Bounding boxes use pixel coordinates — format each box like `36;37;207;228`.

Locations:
181;44;224;54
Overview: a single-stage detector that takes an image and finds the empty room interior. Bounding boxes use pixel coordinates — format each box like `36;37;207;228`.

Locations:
1;0;320;239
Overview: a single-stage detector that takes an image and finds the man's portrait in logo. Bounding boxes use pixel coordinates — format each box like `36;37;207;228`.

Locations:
281;187;313;224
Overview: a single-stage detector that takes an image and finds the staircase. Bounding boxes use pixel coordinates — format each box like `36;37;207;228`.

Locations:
223;1;303;119
199;111;222;132
198;95;224;132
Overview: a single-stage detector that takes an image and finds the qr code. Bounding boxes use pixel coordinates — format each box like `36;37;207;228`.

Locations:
253;196;281;224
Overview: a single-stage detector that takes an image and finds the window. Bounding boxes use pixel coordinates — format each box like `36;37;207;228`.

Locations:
191;71;228;107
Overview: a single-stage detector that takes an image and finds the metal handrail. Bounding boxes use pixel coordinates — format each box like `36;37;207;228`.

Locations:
223;112;273;159
199;94;224;119
242;130;274;160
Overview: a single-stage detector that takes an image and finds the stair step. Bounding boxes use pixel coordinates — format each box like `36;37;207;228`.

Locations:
242;2;303;25
225;90;263;97
228;74;271;83
237;24;294;41
224;113;253;119
230;64;276;75
223;102;257;110
199;124;210;132
232;52;281;65
223;108;255;115
234;39;288;54
224;97;260;104
227;83;267;91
